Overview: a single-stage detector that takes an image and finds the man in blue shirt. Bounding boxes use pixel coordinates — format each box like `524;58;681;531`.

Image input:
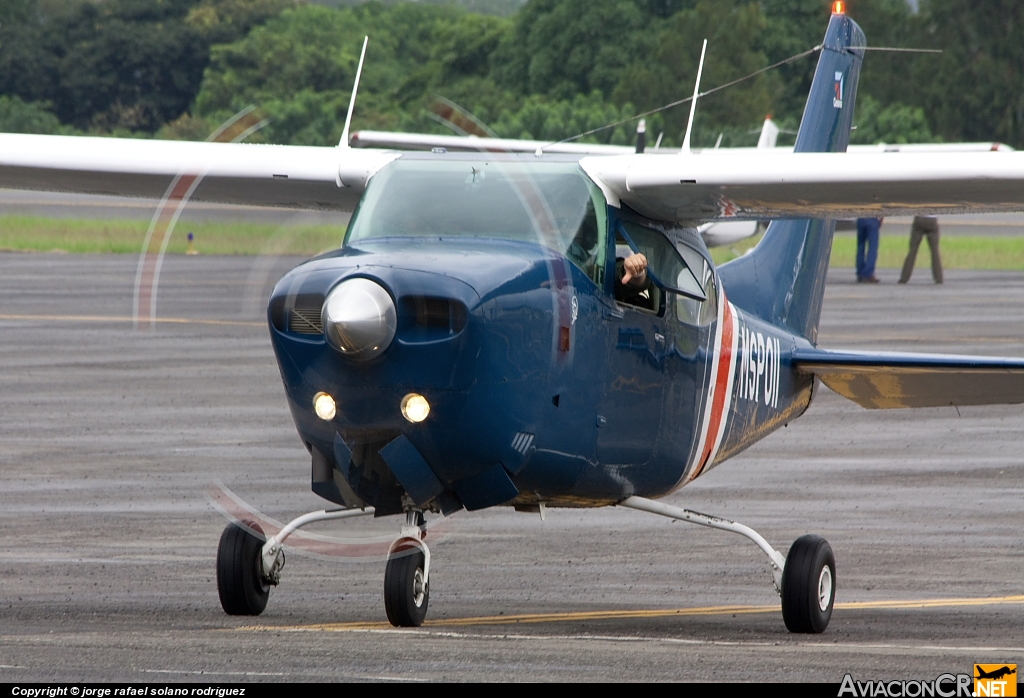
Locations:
856;217;882;283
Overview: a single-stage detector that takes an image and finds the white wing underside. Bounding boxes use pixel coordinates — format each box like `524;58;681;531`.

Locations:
5;132;1024;222
581;150;1024;222
0;133;398;211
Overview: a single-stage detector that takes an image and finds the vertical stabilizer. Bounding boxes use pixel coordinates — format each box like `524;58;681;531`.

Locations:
718;12;865;343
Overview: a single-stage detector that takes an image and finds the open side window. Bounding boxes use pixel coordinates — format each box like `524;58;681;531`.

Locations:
614;229;663;314
618;221;706;302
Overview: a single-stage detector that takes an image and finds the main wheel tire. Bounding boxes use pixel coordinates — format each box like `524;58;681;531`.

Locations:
217;520;270;616
384;548;429;627
781;534;835;634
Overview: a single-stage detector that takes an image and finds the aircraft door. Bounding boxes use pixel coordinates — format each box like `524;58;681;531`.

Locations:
596;221;702;468
598;298;667;468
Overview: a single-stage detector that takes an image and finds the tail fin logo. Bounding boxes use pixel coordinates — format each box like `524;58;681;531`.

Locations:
833;71;844;108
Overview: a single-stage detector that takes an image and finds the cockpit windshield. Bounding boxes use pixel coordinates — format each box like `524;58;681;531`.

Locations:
345;158;607;283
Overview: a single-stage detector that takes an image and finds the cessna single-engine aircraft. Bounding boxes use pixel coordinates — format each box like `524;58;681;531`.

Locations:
5;5;1024;633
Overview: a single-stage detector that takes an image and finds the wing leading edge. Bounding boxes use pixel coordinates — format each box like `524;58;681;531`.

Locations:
792;348;1024;409
0;133;399;211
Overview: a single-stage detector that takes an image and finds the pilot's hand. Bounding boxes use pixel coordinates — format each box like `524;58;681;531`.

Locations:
621;253;648;285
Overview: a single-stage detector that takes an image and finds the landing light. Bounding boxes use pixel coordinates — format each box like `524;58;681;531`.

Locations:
832;0;845;13
313;392;337;421
401;393;430;423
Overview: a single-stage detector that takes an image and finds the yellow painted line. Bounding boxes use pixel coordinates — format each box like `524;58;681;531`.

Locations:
0;313;263;327
236;595;1024;633
836;595;1024;610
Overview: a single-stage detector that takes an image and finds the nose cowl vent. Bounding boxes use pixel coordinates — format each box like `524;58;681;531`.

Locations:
291;306;324;335
270;293;326;336
511;432;535;455
399;296;468;343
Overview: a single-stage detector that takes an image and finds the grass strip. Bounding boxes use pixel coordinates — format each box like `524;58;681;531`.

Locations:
0;215;346;256
2;215;1023;269
712;233;1024;271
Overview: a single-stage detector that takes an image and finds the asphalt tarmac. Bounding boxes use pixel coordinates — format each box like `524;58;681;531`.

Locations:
0;254;1021;682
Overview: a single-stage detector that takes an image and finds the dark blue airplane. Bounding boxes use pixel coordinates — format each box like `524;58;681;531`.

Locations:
217;7;1024;633
3;5;1024;635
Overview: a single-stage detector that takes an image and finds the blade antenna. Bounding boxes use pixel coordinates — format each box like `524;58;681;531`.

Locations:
340;36;369;148
681;39;707;154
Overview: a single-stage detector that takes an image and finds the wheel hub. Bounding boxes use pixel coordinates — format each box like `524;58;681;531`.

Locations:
412;567;426;608
817;565;833;611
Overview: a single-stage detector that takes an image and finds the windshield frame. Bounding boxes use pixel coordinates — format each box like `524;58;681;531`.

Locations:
343;153;608;284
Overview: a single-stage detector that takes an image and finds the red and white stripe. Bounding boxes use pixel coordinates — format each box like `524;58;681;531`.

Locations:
683;293;739;484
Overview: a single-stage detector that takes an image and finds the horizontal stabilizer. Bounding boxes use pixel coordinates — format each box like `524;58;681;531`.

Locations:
792;348;1024;409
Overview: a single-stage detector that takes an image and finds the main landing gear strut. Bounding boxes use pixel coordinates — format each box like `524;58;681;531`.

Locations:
216;505;434;627
620;496;836;634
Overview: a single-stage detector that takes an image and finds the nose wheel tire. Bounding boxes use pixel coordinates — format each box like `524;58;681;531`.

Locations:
217;521;270;616
781;534;835;634
384;549;429;627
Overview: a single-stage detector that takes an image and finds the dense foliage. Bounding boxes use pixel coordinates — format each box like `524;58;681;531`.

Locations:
0;0;1019;147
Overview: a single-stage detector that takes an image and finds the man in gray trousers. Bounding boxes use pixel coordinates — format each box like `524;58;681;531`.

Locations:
899;215;943;284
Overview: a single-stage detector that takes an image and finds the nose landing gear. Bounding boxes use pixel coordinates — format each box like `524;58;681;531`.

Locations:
216;520;271;616
215;507;375;617
215;505;434;627
384;509;431;627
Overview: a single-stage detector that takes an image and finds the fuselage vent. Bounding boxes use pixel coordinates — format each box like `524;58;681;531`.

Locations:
291;306;324;335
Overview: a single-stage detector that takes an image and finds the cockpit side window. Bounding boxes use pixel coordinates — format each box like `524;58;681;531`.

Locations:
676;257;718;327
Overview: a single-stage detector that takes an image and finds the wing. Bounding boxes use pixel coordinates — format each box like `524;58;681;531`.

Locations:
846;142;1014;153
581;150;1024;223
792;348;1024;409
0;133;399;211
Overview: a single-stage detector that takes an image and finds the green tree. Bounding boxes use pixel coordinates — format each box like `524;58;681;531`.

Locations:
56;0;210;131
910;0;1024;146
850;94;935;144
185;0;296;44
195;2;514;144
0;0;295;134
490;0;649;100
488;91;663;145
0;94;76;133
613;0;774;146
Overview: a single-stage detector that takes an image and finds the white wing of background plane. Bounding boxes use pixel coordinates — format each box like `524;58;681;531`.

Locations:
581;150;1024;222
351;130;640;155
0;133;399;211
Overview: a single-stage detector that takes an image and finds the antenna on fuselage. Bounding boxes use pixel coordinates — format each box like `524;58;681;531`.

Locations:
340;36;369;148
680;39;707;154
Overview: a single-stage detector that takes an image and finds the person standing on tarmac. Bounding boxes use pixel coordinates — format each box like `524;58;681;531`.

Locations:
899;215;944;284
855;216;882;283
